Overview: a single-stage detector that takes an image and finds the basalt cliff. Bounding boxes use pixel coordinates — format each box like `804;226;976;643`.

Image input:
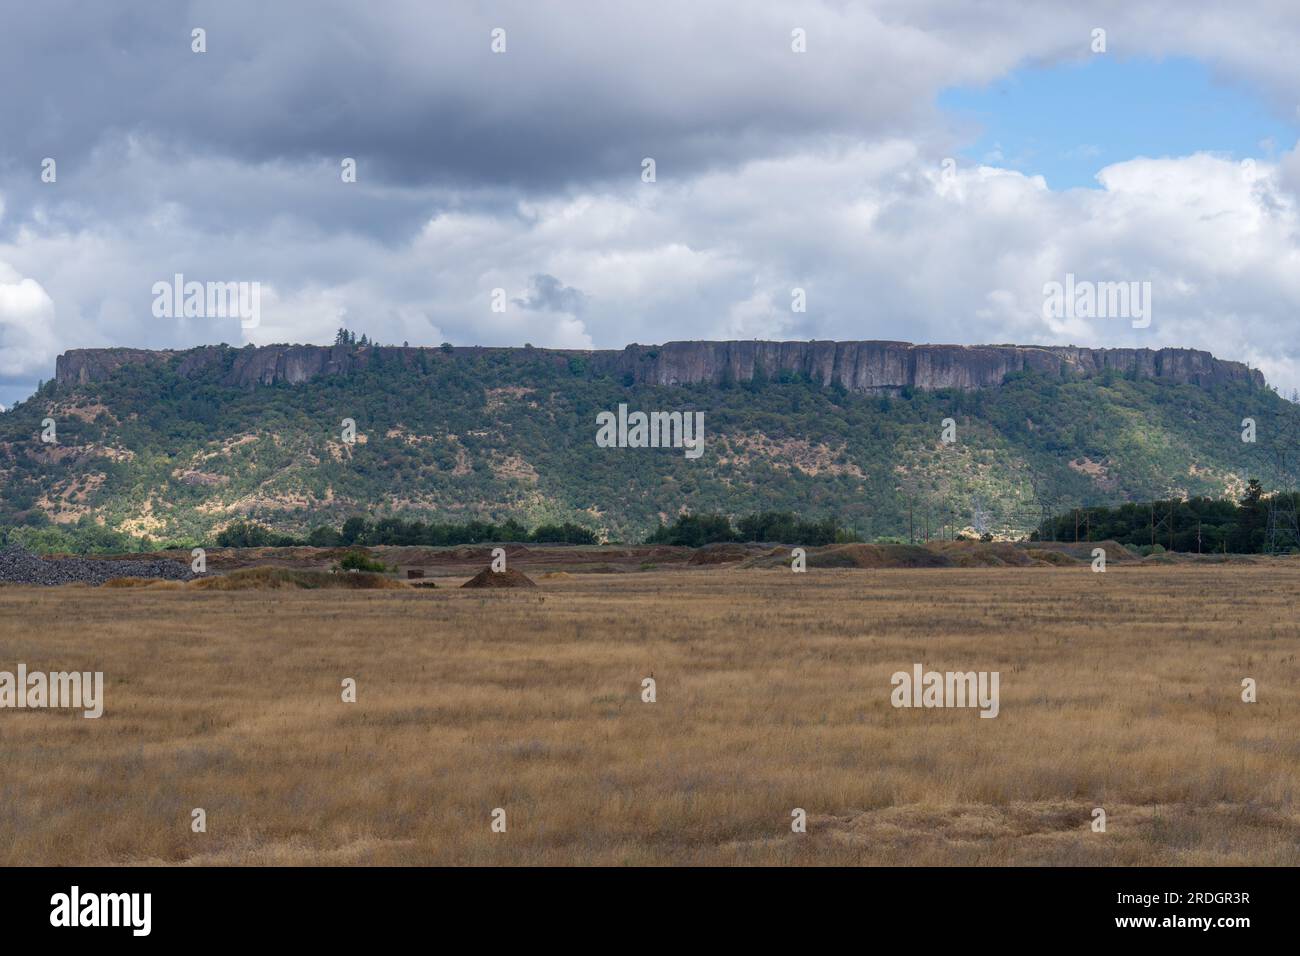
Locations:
55;340;1264;393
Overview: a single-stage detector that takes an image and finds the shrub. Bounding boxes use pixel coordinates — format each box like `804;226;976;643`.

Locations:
335;550;390;573
307;525;343;547
216;521;275;548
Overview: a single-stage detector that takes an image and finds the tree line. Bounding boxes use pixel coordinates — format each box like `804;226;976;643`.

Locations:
1038;480;1299;554
644;511;859;547
216;516;600;548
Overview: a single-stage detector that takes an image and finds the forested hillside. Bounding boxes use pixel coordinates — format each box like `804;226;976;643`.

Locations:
0;341;1295;550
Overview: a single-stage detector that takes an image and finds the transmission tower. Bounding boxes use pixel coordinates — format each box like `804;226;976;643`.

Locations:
1250;400;1300;553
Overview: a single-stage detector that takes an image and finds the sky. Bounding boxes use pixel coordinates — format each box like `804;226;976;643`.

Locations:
2;0;1300;409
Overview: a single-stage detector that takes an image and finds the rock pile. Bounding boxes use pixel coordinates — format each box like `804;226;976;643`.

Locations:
460;567;537;589
0;547;194;586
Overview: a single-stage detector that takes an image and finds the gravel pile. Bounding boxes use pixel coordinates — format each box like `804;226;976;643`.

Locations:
460;566;537;588
0;547;194;586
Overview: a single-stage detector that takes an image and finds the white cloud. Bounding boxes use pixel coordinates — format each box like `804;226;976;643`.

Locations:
0;261;58;378
4;141;1300;395
4;2;1300;398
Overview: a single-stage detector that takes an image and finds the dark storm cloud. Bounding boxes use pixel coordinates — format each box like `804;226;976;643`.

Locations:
0;0;944;194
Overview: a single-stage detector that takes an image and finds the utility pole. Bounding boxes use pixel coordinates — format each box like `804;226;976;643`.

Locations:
1150;502;1154;547
1197;518;1202;555
1169;499;1175;552
1074;508;1079;543
909;498;914;545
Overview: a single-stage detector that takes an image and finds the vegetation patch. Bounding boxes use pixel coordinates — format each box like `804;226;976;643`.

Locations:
333;549;391;573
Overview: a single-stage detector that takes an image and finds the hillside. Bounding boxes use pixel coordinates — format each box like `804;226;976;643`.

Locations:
0;340;1295;546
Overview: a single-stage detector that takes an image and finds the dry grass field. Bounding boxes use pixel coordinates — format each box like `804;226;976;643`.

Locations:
1;563;1298;866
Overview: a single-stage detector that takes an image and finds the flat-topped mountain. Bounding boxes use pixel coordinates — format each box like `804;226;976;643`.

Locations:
3;339;1292;547
56;340;1263;393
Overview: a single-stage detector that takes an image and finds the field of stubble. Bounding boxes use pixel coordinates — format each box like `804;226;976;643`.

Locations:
1;564;1297;865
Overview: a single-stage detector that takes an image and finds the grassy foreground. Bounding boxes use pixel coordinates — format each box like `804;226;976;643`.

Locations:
1;563;1297;865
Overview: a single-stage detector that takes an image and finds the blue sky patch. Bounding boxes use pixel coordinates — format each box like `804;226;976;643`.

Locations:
939;56;1298;189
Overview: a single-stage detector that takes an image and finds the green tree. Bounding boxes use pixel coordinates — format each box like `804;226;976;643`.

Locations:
340;516;370;546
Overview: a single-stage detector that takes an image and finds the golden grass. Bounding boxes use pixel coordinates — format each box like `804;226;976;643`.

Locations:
1;564;1297;865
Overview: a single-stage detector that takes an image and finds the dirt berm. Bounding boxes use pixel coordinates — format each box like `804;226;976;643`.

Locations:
461;567;537;588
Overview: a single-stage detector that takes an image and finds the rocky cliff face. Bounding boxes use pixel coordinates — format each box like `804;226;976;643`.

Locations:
55;341;1266;392
603;341;1265;390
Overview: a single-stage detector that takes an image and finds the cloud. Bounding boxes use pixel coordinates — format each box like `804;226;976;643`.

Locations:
6;0;1294;201
0;262;58;379
2;1;1300;398
513;274;588;315
4;140;1300;393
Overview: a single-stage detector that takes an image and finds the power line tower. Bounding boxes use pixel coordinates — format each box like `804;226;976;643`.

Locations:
1252;400;1300;554
1265;483;1299;554
1266;497;1292;553
1039;497;1055;542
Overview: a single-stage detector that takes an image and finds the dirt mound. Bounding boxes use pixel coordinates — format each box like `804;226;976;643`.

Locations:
461;567;537;588
189;567;406;590
102;578;186;590
951;550;1010;567
738;540;1158;570
539;571;572;580
937;541;1038;568
807;543;952;569
1023;540;1137;563
1027;549;1078;566
737;546;790;569
442;546;496;562
647;546;690;561
1142;552;1181;565
687;543;752;565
